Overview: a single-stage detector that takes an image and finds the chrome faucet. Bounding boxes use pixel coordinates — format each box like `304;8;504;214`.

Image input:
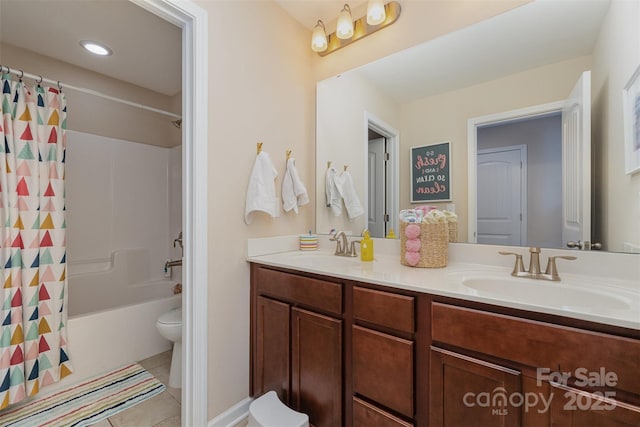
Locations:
499;247;576;281
329;231;358;257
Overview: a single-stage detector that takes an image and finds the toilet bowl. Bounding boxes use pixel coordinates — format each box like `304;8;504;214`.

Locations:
156;307;182;388
248;391;309;427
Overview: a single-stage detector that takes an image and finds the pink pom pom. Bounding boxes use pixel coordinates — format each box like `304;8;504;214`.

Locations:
405;238;421;252
405;224;421;239
405;252;420;266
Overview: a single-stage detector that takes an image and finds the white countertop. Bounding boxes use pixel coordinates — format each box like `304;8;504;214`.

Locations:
247;236;640;330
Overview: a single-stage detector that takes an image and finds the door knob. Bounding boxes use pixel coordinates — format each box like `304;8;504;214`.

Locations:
567;240;602;250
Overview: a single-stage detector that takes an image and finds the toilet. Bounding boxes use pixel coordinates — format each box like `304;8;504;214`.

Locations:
248;391;309;427
156;307;182;388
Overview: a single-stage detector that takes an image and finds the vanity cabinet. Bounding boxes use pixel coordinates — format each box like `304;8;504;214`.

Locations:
430;302;640;427
251;266;343;427
251;262;639;427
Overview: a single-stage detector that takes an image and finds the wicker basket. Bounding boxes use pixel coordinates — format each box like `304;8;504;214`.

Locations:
448;221;458;243
400;221;449;268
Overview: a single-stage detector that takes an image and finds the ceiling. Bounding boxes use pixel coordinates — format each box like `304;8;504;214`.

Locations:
0;0;181;96
274;0;367;30
0;0;610;104
348;0;610;103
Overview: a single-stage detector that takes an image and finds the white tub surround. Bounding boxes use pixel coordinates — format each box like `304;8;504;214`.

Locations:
247;236;639;330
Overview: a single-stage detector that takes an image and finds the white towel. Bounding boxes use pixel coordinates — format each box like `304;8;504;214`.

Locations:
244;151;279;224
325;166;342;216
334;171;364;220
282;157;309;213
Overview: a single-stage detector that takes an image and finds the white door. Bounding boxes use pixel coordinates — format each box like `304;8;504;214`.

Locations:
561;71;591;247
368;138;385;238
477;147;526;246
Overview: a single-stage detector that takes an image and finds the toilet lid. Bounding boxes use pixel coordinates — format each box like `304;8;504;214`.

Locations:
158;308;182;324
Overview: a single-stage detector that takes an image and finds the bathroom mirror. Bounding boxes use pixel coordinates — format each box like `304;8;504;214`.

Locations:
315;0;640;253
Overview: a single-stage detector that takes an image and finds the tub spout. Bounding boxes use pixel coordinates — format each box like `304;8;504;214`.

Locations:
165;259;182;269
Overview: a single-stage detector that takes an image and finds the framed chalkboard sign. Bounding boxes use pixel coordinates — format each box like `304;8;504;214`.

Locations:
410;141;451;203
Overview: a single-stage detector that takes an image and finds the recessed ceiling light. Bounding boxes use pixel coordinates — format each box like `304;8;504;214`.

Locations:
80;40;113;56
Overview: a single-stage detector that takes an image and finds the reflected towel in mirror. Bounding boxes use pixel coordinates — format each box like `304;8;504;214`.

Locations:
334;171;364;219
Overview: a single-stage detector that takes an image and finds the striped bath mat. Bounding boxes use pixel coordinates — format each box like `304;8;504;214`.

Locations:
0;363;166;427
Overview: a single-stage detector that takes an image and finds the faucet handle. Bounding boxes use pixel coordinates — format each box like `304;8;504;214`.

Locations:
544;255;577;280
499;251;525;275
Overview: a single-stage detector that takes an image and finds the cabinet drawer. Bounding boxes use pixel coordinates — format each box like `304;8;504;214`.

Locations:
353;325;414;418
353;397;413;427
432;302;640;396
353;286;415;333
256;267;342;315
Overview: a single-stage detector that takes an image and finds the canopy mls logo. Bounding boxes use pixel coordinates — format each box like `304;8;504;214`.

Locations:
462;367;619;415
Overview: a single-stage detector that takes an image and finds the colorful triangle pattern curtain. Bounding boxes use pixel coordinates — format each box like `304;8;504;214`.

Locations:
0;74;72;409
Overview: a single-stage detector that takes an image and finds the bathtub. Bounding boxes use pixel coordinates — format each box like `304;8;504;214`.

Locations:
43;249;182;395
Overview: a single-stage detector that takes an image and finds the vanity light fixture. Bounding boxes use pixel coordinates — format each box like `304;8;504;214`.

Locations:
336;4;355;39
367;0;386;25
311;1;401;57
79;40;113;56
311;20;328;52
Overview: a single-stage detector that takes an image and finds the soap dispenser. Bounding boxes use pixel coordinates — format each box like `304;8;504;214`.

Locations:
360;229;374;262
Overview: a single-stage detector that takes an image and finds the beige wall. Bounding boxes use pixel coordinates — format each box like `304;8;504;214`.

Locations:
200;0;315;418
399;56;591;240
592;0;640;252
0;42;180;147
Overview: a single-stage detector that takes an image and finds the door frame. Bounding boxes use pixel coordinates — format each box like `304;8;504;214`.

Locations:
467;101;563;243
131;1;208;425
476;145;528;246
364;112;400;236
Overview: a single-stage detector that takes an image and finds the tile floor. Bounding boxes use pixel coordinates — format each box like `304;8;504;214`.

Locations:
92;350;182;427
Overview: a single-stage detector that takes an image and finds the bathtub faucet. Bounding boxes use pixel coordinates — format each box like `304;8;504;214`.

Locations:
165;259;182;269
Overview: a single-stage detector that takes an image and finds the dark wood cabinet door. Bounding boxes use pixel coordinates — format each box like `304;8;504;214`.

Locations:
254;296;290;403
352;325;414;418
430;347;521;427
549;383;640;426
291;307;342;427
353;397;414;427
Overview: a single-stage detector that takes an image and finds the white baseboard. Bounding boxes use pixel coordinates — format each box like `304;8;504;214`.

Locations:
208;397;253;427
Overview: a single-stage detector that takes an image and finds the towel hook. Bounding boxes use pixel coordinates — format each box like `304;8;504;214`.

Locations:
286;149;292;160
17;70;24;81
344;165;349;171
327;161;332;169
256;142;263;154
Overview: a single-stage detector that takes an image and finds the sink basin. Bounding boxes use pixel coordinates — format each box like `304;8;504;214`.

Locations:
282;251;361;269
454;274;635;312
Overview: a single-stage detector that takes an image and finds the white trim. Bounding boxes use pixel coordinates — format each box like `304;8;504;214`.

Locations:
467;101;563;243
130;1;208;425
364;112;400;236
477;145;528;245
208;397;253;427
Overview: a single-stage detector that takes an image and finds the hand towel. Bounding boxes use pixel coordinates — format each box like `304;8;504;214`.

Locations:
325;166;342;216
245;151;279;224
334;171;364;219
282;157;309;213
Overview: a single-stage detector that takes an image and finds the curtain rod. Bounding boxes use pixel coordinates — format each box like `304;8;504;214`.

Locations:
1;65;182;120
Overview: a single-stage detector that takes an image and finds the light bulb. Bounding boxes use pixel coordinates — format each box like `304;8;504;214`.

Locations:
367;0;386;25
79;40;112;56
336;4;354;39
311;20;328;52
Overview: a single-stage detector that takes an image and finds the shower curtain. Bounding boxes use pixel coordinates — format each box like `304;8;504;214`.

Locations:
0;73;72;409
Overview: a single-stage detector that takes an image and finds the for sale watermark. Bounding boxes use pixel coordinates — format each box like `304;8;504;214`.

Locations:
462;367;618;415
